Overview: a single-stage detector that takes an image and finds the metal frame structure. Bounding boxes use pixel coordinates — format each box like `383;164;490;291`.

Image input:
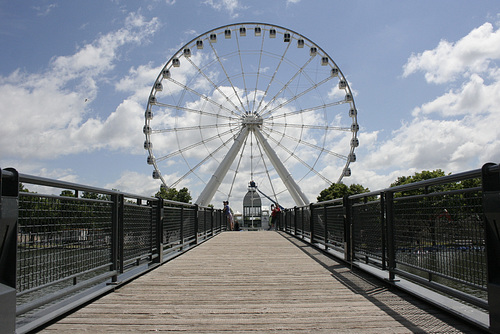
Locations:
144;22;359;208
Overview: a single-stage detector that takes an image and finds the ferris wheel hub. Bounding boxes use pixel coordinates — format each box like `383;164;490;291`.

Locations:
242;114;263;127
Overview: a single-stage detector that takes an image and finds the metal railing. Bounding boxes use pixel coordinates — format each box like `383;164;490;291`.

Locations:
280;163;500;332
0;168;224;333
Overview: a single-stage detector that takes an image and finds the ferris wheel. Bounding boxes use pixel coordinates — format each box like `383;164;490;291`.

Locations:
144;23;359;207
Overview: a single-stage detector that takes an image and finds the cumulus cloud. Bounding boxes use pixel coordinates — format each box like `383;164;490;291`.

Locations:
202;0;247;18
355;19;500;191
403;22;500;84
0;12;160;160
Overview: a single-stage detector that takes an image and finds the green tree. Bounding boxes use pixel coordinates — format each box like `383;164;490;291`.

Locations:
60;190;76;197
155;186;192;203
317;183;370;202
390;169;448;187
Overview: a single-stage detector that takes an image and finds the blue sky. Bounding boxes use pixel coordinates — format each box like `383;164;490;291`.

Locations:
1;0;500;212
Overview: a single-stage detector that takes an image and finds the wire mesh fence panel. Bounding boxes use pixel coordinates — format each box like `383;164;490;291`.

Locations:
352;200;384;264
122;203;154;263
326;204;345;251
392;188;486;298
17;193;113;295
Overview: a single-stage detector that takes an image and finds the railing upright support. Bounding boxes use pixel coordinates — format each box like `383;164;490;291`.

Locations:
385;191;396;281
323;204;328;250
155;198;164;264
310;203;315;245
194;204;199;244
180;206;184;249
0;168;18;334
482;163;500;332
380;192;387;271
343;196;352;263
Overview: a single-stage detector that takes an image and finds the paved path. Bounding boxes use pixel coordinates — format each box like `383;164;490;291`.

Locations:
40;231;482;333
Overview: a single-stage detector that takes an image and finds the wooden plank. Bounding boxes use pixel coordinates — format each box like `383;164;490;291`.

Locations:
39;232;481;333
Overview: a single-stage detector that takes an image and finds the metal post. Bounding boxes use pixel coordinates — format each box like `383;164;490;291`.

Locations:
155;198;164;264
482;162;500;332
324;204;328;251
294;207;298;236
0;168;18;334
309;203;315;245
180;206;184;250
194;205;199;244
343;196;351;262
385;191;396;281
380;192;387;271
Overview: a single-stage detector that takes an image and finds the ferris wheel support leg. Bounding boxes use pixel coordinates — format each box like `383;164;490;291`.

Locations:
253;129;310;207
195;127;250;207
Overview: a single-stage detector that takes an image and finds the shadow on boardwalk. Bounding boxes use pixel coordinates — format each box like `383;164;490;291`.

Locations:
283;233;484;333
39;231;484;333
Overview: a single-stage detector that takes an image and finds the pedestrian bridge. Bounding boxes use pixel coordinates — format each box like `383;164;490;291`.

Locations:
2;164;500;333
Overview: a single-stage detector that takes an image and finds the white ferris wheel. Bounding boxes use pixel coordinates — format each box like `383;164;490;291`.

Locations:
144;23;359;208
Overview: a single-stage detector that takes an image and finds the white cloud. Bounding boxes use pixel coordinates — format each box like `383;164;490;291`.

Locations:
202;0;247;18
403;22;500;84
0;12;160;160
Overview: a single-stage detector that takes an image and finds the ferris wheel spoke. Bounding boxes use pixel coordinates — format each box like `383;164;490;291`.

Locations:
260;75;335;118
163;77;242;118
264;122;351;132
262;129;333;185
153;101;238;122
151;123;238;134
155;128;236;162
253;135;280;203
169;133;236;189
208;38;246;115
262;124;348;160
226;134;251;199
263;99;348;121
251;33;266;116
254;35;293;115
257;51;315;116
184;56;245;116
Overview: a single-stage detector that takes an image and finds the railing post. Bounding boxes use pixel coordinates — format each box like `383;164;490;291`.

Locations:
323;203;328;250
180;206;184;250
0;168;18;334
343;196;352;263
111;193;124;281
155;198;164;264
385;191;396;281
380;192;387;271
310;203;315;245
482;162;500;332
194;204;199;244
294;206;297;236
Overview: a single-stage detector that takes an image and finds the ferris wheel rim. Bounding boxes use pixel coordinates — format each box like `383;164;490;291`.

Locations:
144;22;359;206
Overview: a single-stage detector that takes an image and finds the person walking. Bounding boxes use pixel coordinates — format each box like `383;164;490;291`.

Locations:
223;201;234;231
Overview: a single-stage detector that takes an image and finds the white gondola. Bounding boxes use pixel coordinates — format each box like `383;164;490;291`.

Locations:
145;110;153;120
254;26;261;36
310;47;317;56
348;153;356;162
345;93;353;102
269;29;276;38
351;123;359;132
297;39;304;48
196;40;203;49
283;33;291;42
162;69;171;78
240;27;246;36
144;140;152;150
152;170;161;179
172;58;180;67
143;125;151;134
210;33;217;42
321;57;328;66
149;96;156;104
331;68;339;77
343;168;352;177
351;138;359;147
225;29;231;39
339;80;347;89
160;183;167;191
154;82;163;91
183;48;191;57
147;155;155;165
349;108;357;117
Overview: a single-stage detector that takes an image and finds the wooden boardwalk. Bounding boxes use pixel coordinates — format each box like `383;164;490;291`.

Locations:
40;232;482;333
